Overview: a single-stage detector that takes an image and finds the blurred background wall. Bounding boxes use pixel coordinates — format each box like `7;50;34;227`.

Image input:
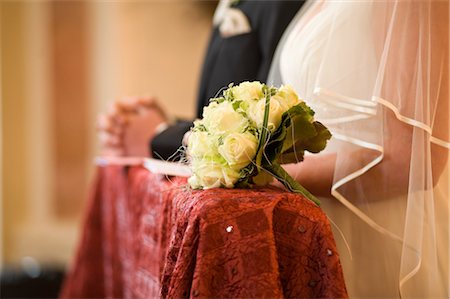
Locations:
1;0;215;277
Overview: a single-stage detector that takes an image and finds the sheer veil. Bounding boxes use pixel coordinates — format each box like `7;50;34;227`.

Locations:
269;0;449;297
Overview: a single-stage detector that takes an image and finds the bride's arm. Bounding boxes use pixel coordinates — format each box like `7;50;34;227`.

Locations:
279;154;336;198
279;1;448;198
379;0;449;185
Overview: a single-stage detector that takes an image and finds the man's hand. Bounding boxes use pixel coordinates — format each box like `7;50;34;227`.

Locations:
97;96;167;157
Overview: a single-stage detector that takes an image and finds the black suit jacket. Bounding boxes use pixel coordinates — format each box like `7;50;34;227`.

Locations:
151;1;305;161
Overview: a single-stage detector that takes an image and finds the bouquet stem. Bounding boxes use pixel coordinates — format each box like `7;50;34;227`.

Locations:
264;163;321;206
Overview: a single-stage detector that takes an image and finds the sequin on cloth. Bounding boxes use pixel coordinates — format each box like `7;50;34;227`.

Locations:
60;166;348;298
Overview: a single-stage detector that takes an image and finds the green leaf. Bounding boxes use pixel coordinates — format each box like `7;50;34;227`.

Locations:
261;101;331;168
236;162;258;186
263;102;315;163
210;96;225;104
278;121;331;164
232;100;242;111
224;86;235;102
277;150;305;164
288;121;332;154
279;103;316;151
281;115;317;152
192;123;206;132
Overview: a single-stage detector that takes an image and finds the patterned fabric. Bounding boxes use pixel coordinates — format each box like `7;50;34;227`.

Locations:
61;166;348;298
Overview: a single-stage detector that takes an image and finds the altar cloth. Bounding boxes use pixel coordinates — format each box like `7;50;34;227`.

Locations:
61;165;348;298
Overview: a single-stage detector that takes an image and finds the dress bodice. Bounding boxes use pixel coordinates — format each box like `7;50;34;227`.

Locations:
273;1;450;298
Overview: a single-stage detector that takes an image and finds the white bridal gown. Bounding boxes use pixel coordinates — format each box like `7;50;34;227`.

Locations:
270;0;450;298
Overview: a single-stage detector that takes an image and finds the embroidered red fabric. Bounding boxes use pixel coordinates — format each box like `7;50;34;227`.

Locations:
61;166;348;298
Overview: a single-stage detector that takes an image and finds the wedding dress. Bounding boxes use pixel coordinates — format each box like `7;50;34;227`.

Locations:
270;1;449;298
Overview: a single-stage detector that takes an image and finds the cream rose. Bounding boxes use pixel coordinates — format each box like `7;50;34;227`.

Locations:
221;166;241;187
275;85;301;110
188;175;201;189
247;97;286;131
190;161;240;189
218;132;258;170
188;131;217;158
203;101;248;134
232;81;264;102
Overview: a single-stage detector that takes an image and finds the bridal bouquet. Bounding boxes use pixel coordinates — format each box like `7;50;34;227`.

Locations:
187;81;331;205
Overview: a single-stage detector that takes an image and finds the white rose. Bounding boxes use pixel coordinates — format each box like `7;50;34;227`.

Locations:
232;81;264;102
218;132;258;170
201;101;218;120
188;131;218;158
192;161;223;189
191;161;240;189
276;85;301;109
203;101;248;134
248;97;285;131
188;175;201;189
221;166;241;188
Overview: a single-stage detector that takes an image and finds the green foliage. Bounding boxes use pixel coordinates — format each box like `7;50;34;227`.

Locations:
232;100;242;111
262;102;327;164
224;84;235;102
258;101;331;206
192;123;206;132
210;96;225;104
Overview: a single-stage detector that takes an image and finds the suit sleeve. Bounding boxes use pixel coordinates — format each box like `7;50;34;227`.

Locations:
255;1;305;81
150;120;193;161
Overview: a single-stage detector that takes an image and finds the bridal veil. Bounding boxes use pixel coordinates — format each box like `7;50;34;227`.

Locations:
269;0;449;297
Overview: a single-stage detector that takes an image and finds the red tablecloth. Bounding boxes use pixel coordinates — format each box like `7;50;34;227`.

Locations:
61;165;347;298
